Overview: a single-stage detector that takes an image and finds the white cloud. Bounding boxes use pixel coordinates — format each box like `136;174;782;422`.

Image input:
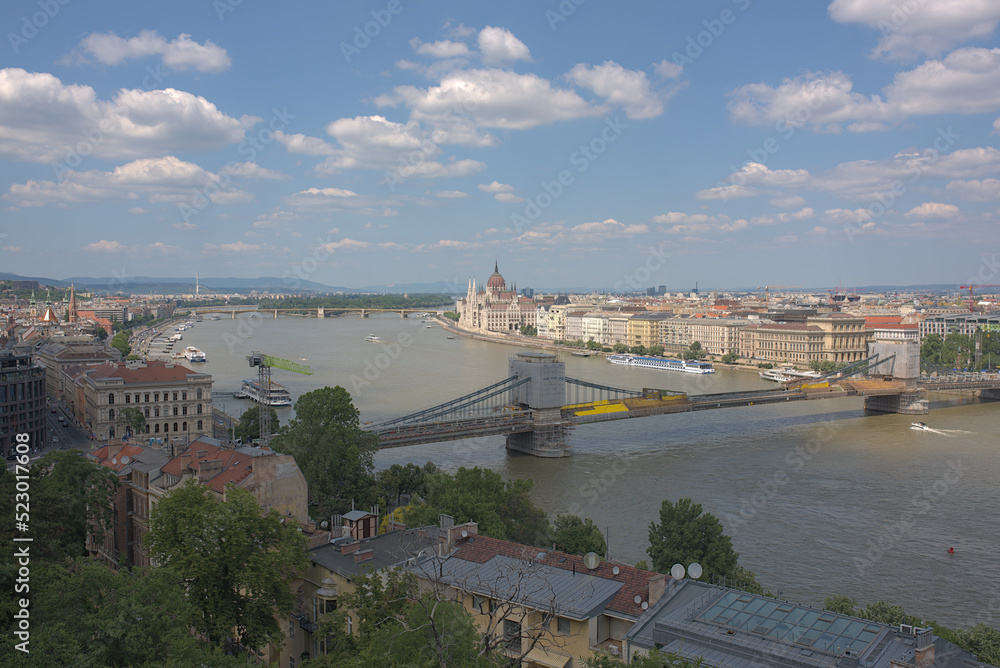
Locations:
172;222;198;230
652;211;750;235
567;61;667;119
0;68;247;163
225;162;291;180
412;38;470;59
494;192;525;203
285;187;398;217
429;190;470;198
748;208;816;225
71;31;231;72
206;241;261;254
827;0;1000;60
85;240;128;253
478;181;514;193
127;207;149;214
994;117;1000;134
728;49;1000;131
477;26;531;65
3;156;254;208
946;177;1000;201
905;201;960;218
653;60;684;79
695;184;759;200
274;131;337;156
769;195;807;208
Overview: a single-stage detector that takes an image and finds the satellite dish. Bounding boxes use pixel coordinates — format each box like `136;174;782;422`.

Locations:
612;566;620;575
634;595;642;605
670;563;686;580
641;601;649;610
461;530;468;538
583;552;600;570
688;562;703;579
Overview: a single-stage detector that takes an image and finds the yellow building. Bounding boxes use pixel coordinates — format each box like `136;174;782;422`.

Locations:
626;313;672;349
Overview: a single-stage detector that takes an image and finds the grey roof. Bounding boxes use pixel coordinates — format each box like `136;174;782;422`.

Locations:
424;553;623;621
627;580;995;668
309;527;442;579
342;509;374;522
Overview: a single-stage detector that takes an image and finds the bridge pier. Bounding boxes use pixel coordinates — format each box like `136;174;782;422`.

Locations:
864;391;928;415
862;340;927;415
507;352;572;457
979;388;1000;401
506;408;569;457
361;310;368;318
274;309;278;318
231;311;236;319
318;307;324;318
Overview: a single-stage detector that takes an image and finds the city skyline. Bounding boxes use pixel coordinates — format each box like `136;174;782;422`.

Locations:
2;1;999;288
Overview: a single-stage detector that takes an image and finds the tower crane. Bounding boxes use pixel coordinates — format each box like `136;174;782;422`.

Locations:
247;352;313;445
958;285;1000;312
756;285;800;309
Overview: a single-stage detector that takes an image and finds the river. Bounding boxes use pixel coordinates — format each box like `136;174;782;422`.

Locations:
178;313;1000;628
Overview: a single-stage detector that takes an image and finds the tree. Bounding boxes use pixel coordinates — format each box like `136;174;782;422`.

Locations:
613;343;629;353
234;404;279;443
375;462;438;509
583;648;704;668
629;345;647;355
551;515;607;556
401;467;550;546
270;386;380;517
647;498;739;584
720;352;739;364
110;330;131;357
519;324;537;336
683;341;706;360
95;326;108;341
586;339;602;351
146;482;308;653
823;594;858;615
117;407;146;438
955;623;1000;666
649;344;665;356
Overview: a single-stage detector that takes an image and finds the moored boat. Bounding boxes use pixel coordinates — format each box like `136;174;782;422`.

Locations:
606;354;714;374
236;378;293;406
183;346;207;362
365;334;382;342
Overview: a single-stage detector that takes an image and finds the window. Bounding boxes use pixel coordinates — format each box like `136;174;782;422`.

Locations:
557;617;571;635
182;421;187;432
182;391;187;401
172;391;178;401
135;394;140;404
108;427;115;439
108;393;115;405
196;389;203;400
289;657;295;668
197;420;203;431
144;408;149;418
124;394;130;404
503;619;520;651
182;406;187;415
173;422;178;432
108;408;115;421
323;599;337;614
144;425;150;434
154;393;159;402
173;406;178;416
154;408;160;417
144;393;149;403
154;424;159;433
197;404;203;414
289;619;295;639
472;595;487;613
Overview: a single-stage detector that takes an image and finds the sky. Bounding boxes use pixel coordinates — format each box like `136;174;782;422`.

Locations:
1;0;999;292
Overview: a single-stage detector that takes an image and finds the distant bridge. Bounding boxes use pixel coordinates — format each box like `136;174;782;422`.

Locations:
365;348;1000;457
185;306;443;319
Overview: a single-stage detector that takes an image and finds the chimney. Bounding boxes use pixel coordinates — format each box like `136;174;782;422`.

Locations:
446;521;479;549
341;542;361;554
648;573;667;607
196;450;208;459
914;631;935;668
197;459;224;483
106;443;125;460
353;549;374;564
178;452;192;472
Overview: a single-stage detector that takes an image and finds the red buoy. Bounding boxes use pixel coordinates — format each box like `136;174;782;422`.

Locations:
948;547;955;554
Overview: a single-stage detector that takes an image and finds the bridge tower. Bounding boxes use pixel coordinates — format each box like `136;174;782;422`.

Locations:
506;352;570;457
863;340;927;414
318;307;324;318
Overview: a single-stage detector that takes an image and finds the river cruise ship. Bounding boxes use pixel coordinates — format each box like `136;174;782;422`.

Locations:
183;346;207;362
606;354;714;374
236;378;293;406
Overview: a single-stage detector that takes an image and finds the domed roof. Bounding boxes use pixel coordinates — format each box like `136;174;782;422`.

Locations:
486;261;505;290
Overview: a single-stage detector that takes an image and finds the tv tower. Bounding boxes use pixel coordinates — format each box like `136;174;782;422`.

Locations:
196;272;200;296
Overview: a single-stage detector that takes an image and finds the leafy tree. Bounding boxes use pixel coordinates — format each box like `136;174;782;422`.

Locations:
649;344;665;356
823;594;858;615
110;330;131;357
375;462;438;508
519;324;537;336
117;407;146;438
629;345;647;355
443;311;460;321
601;346;613;352
552;515;607;556
955;623;1000;665
647;498;739;584
270;386;380;517
95;326;108;341
234;404;279;443
0;560;244;667
401;467;550;546
586;339;602;351
146;482;308;653
613;343;629;353
634;559;649;570
683;341;706;360
720;352;739;364
583;648;704;668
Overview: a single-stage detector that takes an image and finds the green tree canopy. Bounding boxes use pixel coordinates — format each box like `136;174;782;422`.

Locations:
234;404;279;443
117;407;146;438
401;467;550;546
375;462;439;508
146;483;308;652
270;385;380;517
649;344;665;356
552;515;608;556
647;498;739;583
110;330;131;357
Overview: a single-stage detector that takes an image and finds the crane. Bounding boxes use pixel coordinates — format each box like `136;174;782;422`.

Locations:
247;352;313;445
958;285;1000;312
756;285;800;309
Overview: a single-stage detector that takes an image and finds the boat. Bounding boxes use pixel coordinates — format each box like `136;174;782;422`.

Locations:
911;422;930;431
365;334;383;342
169;333;182;342
446;335;455;339
209;315;221;321
183;346;207;362
606;354;714;374
759;367;823;383
572;351;591;357
236;378;293;406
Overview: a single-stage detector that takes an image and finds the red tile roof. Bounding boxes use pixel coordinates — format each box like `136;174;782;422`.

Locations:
450;534;664;618
86;360;199;384
92;444;146;472
161;438;254;493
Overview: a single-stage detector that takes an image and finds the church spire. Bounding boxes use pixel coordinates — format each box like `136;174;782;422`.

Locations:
494;258;499;273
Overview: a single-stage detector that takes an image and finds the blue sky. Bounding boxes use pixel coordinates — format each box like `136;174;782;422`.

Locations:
1;0;998;291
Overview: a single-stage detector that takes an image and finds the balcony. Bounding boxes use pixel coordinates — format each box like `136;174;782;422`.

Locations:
590;638;624;658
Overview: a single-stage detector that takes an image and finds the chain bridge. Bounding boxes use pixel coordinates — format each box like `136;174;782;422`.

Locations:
364;345;1000;457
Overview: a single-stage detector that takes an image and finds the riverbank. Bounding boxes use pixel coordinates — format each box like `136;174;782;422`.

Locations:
437;317;764;374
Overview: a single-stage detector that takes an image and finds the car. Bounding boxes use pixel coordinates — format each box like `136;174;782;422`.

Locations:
50;408;57;413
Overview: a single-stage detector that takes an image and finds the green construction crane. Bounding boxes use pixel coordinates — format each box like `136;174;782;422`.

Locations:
247;351;313;445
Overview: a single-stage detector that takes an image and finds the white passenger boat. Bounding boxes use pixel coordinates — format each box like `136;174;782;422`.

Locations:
236;378;293;406
606;354;714;374
183;346;206;362
365;334;383;342
759;367;823;382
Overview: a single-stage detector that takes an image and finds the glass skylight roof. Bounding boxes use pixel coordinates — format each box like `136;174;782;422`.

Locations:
701;591;884;655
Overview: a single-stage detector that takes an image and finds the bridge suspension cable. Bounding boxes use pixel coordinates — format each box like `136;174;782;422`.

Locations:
369;376;531;429
564;377;644;405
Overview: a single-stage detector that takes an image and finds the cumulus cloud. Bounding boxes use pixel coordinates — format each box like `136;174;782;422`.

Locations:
567;61;668;119
0;68;247;164
478;181;514;193
429;190;471;198
70;31;231;72
85;240;128;253
477;26;531;65
284;187;398;217
828;0;1000;61
494;192;525;203
652;212;750;235
2;156;252;208
412;38;470;59
945;177;1000;201
905;201;960;218
728;49;1000;132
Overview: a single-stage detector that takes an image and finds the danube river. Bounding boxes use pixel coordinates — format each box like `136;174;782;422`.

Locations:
180;313;999;627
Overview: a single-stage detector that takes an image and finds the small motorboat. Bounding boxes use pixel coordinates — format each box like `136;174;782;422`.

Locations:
910;422;929;431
